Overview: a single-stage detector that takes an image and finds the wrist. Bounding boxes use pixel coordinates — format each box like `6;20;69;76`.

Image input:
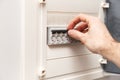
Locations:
100;41;120;67
110;42;120;67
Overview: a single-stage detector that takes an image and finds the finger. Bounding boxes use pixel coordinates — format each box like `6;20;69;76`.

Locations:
68;30;87;43
75;22;88;32
67;14;90;30
67;17;81;30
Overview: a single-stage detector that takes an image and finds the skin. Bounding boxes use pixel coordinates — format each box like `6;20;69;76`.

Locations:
67;14;120;68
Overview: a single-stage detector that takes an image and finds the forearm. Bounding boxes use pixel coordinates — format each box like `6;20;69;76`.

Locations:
100;41;120;68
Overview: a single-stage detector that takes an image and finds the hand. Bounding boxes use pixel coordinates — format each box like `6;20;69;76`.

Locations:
67;14;116;54
67;14;120;67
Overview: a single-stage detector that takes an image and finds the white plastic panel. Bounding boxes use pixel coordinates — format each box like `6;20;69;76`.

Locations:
47;43;92;59
47;0;100;13
46;54;101;78
47;68;103;80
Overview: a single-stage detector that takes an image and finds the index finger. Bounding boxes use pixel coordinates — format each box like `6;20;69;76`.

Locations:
67;14;90;30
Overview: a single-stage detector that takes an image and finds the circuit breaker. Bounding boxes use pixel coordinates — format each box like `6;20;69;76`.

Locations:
47;27;79;45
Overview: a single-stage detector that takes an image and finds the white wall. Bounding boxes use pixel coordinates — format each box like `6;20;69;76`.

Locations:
0;0;23;80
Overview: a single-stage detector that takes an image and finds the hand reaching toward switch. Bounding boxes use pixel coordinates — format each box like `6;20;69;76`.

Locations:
67;14;120;68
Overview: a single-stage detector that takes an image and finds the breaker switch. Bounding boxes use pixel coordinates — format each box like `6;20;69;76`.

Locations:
47;27;79;45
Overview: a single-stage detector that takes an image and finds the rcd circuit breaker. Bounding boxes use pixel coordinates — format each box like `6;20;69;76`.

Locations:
47;27;79;45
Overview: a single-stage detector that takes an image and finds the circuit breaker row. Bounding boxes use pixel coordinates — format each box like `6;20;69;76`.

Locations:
47;27;79;45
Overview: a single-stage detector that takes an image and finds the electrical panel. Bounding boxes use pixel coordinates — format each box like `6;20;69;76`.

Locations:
44;0;103;79
47;27;79;45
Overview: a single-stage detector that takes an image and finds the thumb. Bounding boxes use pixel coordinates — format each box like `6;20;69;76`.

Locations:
68;30;86;42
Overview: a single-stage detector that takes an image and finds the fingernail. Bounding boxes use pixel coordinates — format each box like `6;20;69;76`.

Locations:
68;30;73;35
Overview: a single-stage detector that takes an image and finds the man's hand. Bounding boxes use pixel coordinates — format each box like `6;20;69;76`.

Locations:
67;14;120;67
67;14;115;54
